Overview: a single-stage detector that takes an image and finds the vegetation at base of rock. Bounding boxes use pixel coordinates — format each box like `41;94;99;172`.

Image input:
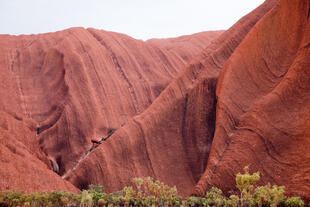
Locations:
0;168;305;207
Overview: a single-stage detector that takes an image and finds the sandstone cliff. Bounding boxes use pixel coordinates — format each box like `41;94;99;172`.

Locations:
194;0;310;199
0;28;221;192
66;0;277;196
1;0;309;200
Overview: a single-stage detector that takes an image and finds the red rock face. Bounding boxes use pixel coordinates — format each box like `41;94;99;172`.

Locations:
65;0;277;196
1;0;309;200
147;31;224;63
0;28;221;192
0;113;78;193
194;0;310;200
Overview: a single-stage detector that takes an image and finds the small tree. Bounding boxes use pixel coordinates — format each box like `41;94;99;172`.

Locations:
236;166;260;206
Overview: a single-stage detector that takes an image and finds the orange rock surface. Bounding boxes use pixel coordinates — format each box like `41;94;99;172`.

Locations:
1;0;309;200
66;0;277;196
0;28;221;192
194;0;310;200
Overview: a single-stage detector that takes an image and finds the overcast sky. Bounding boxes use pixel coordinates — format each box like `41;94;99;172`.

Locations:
0;0;264;40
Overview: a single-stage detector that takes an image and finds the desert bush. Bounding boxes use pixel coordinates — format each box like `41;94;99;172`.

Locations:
0;172;306;207
0;190;24;206
131;176;180;206
132;176;178;199
204;187;227;206
253;184;285;207
285;197;304;207
229;194;240;207
87;184;105;206
234;167;304;207
236;166;260;206
81;190;94;206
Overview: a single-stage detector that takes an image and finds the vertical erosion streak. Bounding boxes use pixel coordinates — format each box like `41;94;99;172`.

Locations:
181;94;189;142
87;29;141;114
69;32;110;128
111;55;140;114
9;50;30;118
70;32;107;98
308;2;310;19
132;119;155;177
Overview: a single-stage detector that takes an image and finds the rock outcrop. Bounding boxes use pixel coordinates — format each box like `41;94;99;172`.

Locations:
1;0;309;200
194;0;310;199
0;28;221;192
66;0;277;196
0;111;78;193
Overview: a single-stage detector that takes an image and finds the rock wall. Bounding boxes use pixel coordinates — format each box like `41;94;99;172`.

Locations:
2;0;309;200
0;28;221;192
66;0;277;196
194;0;310;200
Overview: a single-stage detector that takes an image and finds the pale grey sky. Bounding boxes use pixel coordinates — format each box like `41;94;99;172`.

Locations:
0;0;264;40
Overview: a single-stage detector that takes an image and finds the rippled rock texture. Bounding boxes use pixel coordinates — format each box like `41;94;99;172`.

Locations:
194;0;310;199
1;0;309;200
0;27;221;192
66;0;278;196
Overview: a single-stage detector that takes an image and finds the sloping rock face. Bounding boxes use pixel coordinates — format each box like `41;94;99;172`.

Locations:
66;0;277;196
147;31;223;63
0;39;78;192
2;0;309;199
194;0;310;199
0;111;78;193
0;28;221;192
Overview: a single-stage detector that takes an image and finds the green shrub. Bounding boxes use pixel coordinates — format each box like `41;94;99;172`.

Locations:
236;166;260;206
0;190;24;207
81;190;93;206
205;187;225;206
132;176;178;199
0;172;306;207
87;184;105;206
253;184;285;207
88;184;104;193
285;197;304;207
205;187;223;200
229;194;240;207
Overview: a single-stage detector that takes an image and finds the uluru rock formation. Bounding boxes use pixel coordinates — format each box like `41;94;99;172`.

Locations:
65;0;277;196
1;0;310;201
193;0;310;199
0;27;222;192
